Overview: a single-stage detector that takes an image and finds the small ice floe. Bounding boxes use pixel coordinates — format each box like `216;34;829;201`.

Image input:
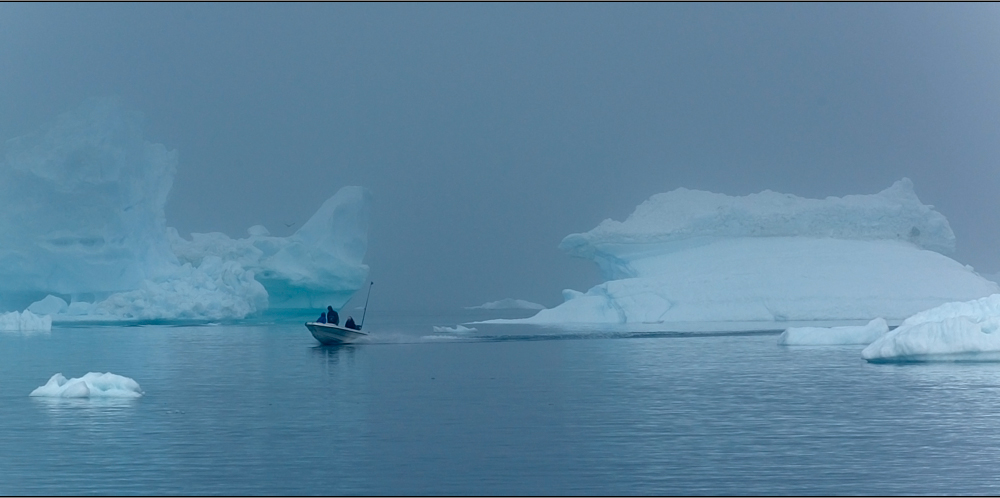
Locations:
0;310;52;333
863;294;1000;362
432;325;477;333
777;318;889;346
30;372;143;398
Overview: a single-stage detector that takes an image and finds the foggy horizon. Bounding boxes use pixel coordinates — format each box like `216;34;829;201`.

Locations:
2;3;999;311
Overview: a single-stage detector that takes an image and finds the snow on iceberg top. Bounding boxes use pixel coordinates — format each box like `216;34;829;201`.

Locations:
559;179;955;263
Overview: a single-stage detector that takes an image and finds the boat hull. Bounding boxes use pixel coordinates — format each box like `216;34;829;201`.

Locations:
306;322;368;345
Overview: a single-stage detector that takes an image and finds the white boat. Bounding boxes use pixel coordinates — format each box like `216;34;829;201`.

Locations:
305;322;368;345
307;282;373;345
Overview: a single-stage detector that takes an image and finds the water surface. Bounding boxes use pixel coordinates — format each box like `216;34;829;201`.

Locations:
2;311;1000;495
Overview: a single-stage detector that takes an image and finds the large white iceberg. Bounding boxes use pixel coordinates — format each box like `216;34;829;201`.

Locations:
0;98;370;322
30;372;143;398
862;294;1000;362
777;318;888;346
499;180;998;329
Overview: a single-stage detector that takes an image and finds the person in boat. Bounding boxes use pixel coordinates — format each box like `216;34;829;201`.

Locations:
316;311;327;324
327;306;339;326
344;316;358;330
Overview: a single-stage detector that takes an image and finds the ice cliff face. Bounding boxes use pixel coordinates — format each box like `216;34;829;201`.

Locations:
0;98;370;321
0;98;178;308
503;180;997;327
168;186;371;309
560;179;955;280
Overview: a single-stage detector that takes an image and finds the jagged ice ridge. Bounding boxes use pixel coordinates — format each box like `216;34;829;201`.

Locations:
0;98;370;322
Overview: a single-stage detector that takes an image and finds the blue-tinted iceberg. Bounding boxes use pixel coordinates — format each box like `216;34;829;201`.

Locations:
0;310;52;332
862;294;1000;362
0;98;178;310
498;180;998;328
167;185;371;310
778;318;888;346
0;98;370;322
30;372;143;398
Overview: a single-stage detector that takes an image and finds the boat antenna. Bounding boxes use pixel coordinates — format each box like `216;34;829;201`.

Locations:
359;281;373;329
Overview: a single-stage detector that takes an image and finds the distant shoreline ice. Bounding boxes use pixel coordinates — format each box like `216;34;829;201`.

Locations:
466;298;545;310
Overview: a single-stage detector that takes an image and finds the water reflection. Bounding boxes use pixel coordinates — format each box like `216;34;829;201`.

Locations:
310;343;358;365
0;329;51;337
30;397;139;438
8;322;1000;494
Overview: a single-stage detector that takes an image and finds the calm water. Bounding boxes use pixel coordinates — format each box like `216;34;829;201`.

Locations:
3;311;1000;495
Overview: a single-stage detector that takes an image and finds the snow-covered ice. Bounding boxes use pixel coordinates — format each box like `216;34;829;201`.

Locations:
0;98;371;322
862;294;1000;362
432;325;477;333
466;299;545;310
777;318;888;346
493;180;998;328
30;372;143;398
0;310;52;332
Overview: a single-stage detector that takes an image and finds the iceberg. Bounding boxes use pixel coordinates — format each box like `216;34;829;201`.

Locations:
777;318;888;346
0;310;52;332
167;185;371;310
466;299;545;310
30;372;143;398
500;180;998;328
862;294;1000;362
0;98;370;322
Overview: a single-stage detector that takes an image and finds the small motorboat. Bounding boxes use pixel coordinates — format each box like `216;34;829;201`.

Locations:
305;321;368;345
307;281;373;345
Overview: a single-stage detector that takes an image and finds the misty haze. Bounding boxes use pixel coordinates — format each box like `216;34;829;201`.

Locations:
2;3;1000;495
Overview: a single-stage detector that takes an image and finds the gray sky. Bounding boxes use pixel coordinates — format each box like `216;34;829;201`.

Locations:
1;3;999;311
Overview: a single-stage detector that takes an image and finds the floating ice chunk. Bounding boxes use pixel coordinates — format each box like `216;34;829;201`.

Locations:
432;325;477;333
499;180;997;328
862;294;1000;362
0;310;52;332
778;318;888;346
507;238;997;326
466;299;545;310
30;372;143;398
